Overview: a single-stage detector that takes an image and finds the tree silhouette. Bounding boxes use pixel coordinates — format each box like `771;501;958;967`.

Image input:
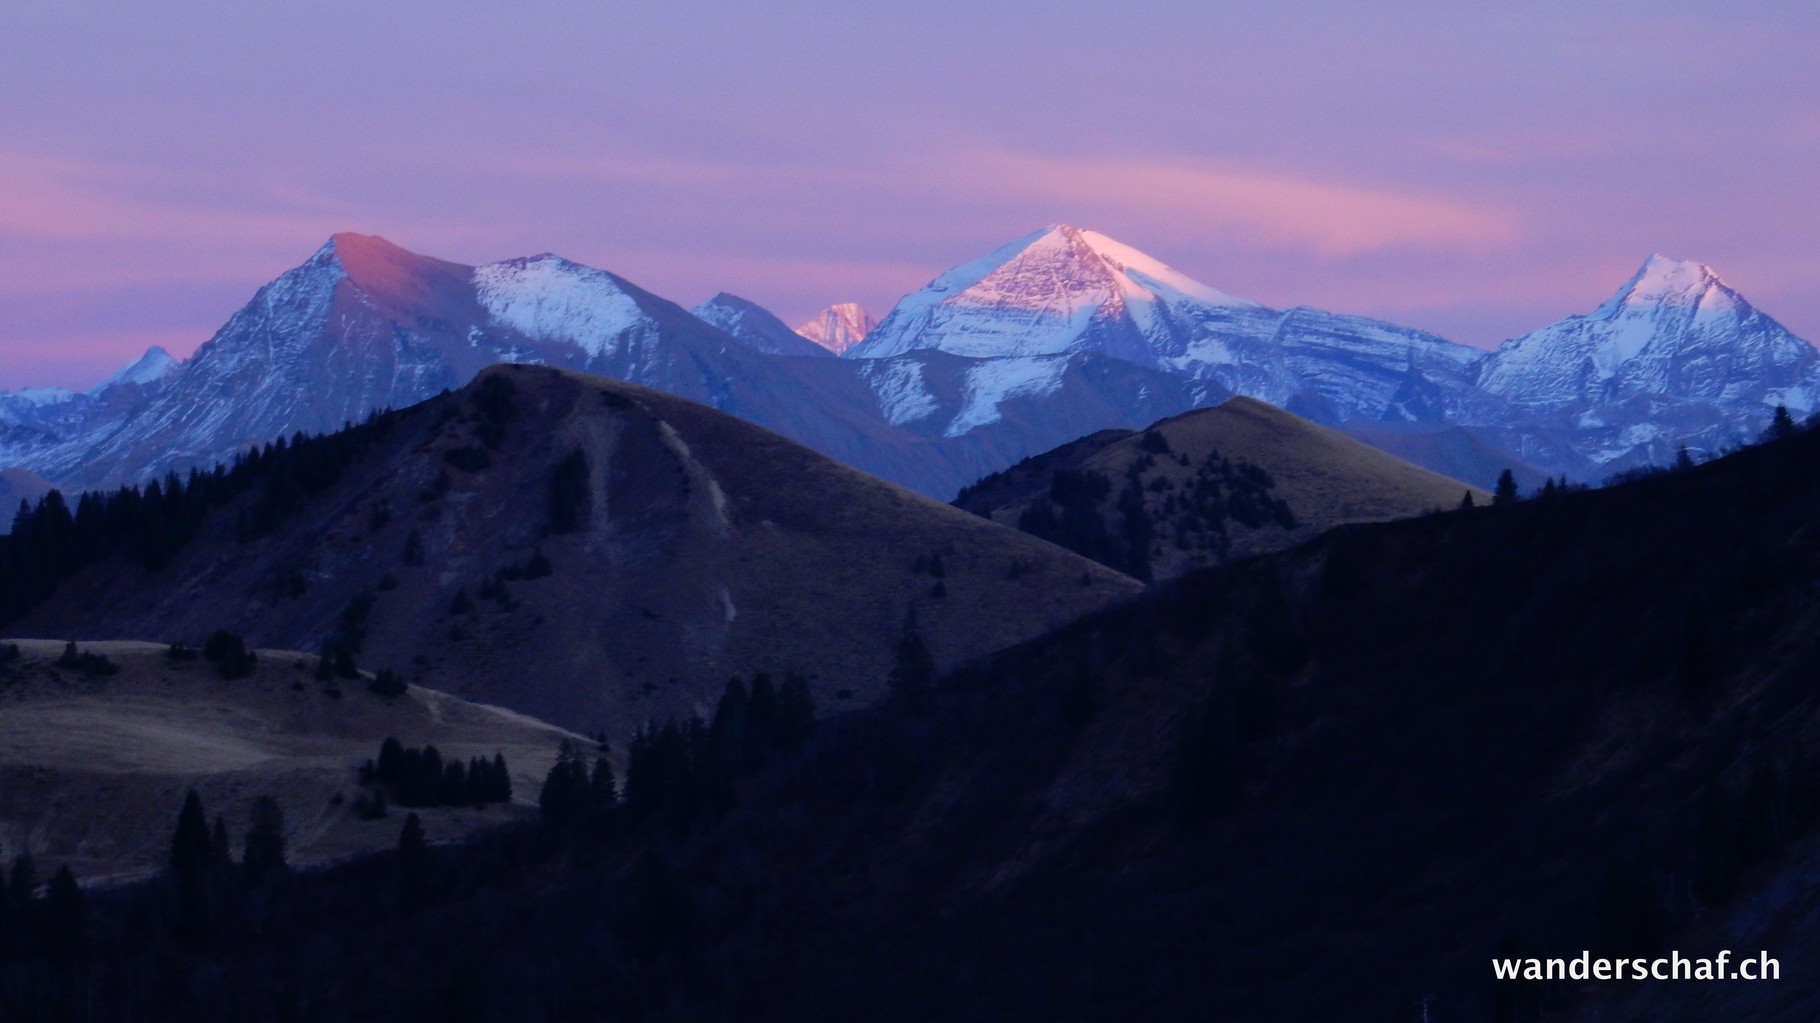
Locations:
243;795;287;881
1492;469;1519;506
169;789;215;946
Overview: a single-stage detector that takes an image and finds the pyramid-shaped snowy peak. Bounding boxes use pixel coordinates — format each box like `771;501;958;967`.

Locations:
848;225;1257;361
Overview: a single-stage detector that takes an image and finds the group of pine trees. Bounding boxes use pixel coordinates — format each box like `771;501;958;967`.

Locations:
0;852;87;967
0;409;399;627
590;673;816;828
168;790;288;948
536;739;619;827
53;640;119;677
1011;438;1294;581
358;738;513;812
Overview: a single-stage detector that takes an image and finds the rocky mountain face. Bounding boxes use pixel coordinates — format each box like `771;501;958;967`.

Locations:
1471;254;1820;467
13;365;1138;738
794;302;875;355
31;235;892;491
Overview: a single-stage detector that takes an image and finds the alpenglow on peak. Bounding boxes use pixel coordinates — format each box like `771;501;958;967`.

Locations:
1596;253;1739;316
847;225;1257;361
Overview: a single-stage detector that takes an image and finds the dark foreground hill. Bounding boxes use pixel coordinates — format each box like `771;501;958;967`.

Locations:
10;406;1820;1021
6;364;1137;739
955;396;1485;579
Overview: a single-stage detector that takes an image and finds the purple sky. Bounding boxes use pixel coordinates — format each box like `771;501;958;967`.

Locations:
2;2;1816;389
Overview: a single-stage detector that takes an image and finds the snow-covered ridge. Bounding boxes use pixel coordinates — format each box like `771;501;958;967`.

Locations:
692;293;831;357
474;256;645;357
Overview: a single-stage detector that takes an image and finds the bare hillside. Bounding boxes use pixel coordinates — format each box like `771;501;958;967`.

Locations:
0;639;581;883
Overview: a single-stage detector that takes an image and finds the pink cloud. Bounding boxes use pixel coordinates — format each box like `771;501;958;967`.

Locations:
487;143;1521;260
950;150;1522;258
0;328;199;391
0;150;337;245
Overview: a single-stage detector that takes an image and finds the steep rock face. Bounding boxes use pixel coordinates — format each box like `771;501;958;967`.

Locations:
692;292;834;358
1474;255;1820;466
1479;255;1818;413
795;302;876;355
19;236;873;490
14;365;1141;736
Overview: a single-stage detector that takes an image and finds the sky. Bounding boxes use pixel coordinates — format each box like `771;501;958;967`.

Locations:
1;1;1816;389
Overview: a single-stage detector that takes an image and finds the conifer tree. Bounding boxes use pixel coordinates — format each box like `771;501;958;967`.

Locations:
210;815;231;863
377;736;405;784
398;812;428;901
242;795;287;880
41;865;87;964
590;757;618;810
888;609;936;705
1767;404;1798;442
8;853;37;906
491;752;512;803
1492;469;1519;506
169;790;214;945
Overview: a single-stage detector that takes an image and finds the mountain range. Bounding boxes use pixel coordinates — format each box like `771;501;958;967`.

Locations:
2;226;1812;501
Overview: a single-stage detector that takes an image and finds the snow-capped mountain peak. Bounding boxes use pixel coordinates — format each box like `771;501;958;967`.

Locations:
794;303;875;355
919;224;1251;316
1478;254;1817;417
850;225;1257;361
97;346;178;391
1595;254;1740;317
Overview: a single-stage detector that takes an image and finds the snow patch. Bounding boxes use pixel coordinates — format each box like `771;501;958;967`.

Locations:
862;359;940;425
944;355;1070;437
8;387;78;407
474;256;644;357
